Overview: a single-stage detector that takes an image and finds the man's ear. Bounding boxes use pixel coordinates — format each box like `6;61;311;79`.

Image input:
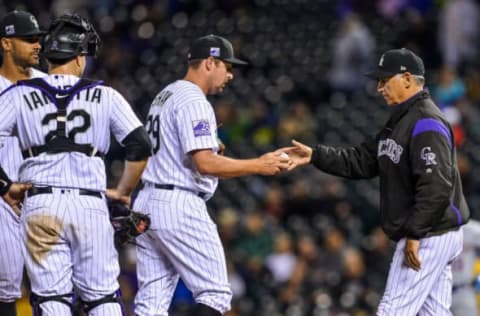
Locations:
204;57;216;71
1;38;12;52
404;72;411;88
75;55;82;67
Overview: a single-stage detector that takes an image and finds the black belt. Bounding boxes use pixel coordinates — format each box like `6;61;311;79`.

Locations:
28;186;102;199
22;144;104;159
153;184;207;199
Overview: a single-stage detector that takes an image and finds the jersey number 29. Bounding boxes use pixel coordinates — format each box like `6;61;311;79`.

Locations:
145;114;160;153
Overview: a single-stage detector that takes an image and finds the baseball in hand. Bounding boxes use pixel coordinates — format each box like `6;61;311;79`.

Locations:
280;152;289;159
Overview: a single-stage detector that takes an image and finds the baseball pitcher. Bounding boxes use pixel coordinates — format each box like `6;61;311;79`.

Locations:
133;34;291;316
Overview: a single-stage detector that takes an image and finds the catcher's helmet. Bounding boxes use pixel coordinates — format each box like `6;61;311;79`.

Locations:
42;13;100;60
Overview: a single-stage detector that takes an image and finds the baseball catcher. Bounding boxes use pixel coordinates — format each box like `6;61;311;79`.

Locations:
108;198;151;248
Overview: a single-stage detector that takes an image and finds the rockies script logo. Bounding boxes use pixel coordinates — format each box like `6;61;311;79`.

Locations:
420;147;437;166
378;138;403;164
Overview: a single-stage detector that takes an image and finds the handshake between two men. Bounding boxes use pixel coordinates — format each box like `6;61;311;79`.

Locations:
256;139;314;175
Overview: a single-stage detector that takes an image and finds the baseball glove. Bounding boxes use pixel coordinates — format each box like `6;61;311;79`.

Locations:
108;198;151;248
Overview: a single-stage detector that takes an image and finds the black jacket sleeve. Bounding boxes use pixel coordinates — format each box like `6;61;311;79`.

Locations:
0;165;12;195
310;137;378;179
405;125;453;239
121;126;152;161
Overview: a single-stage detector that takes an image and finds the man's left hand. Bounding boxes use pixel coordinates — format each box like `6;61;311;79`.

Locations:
217;137;226;156
105;188;131;208
404;238;421;271
2;182;32;215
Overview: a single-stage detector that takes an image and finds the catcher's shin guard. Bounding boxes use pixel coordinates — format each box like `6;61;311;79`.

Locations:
192;303;222;316
81;289;124;314
30;292;74;316
0;301;16;316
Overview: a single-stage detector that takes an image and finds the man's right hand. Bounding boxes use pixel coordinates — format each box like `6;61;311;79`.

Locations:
279;139;313;171
256;150;292;175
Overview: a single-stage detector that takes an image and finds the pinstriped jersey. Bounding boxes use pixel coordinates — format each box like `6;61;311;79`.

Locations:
452;220;480;285
0;68;46;181
0;74;143;191
141;80;219;195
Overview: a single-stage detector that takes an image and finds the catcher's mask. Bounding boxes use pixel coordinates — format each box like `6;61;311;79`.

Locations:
42;13;100;60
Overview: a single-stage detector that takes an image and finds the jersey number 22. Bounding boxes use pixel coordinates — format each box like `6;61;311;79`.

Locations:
42;110;91;142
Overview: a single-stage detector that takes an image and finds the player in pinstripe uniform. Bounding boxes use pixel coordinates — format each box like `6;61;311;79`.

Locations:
451;219;480;315
0;10;45;316
133;34;291;316
0;14;151;316
282;49;469;315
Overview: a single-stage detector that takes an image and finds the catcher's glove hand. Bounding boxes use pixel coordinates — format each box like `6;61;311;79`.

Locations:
108;198;151;248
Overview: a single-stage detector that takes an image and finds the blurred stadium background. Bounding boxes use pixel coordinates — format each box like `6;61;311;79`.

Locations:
4;0;480;315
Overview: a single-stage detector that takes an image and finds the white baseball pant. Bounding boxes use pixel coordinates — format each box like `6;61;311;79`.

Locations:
133;186;232;316
378;229;463;316
22;189;122;316
0;200;22;302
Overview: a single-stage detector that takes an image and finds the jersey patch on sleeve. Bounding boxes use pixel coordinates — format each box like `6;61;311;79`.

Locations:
192;119;211;137
420;146;437;166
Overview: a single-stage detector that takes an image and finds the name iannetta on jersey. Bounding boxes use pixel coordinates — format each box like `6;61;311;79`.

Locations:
23;86;103;111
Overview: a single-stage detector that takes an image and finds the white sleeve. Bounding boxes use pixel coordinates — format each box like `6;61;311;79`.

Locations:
0;90;17;139
468;220;480;247
109;88;143;144
176;100;219;154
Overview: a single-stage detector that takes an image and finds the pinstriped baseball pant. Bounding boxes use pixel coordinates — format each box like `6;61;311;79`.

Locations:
21;190;122;316
0;200;22;302
377;228;463;316
133;187;232;316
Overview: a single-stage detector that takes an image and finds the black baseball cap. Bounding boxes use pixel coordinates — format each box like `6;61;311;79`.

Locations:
0;10;46;38
365;48;425;80
188;34;247;66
